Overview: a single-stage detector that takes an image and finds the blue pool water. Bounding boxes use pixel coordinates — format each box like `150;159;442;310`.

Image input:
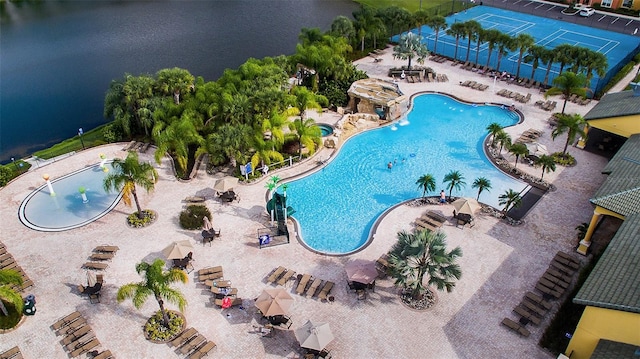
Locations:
284;94;527;255
19;162;123;232
319;124;334;137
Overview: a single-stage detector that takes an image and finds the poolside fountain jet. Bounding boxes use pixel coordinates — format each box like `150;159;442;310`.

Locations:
78;186;89;203
43;174;56;196
99;154;109;172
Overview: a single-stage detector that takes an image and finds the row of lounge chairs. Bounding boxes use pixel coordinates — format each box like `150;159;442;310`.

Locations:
0;243;34;292
429;55;447;63
501;251;580;337
122;141;152;153
497;89;531;104
567;93;592;106
83;245;119;271
170;327;216;359
424;73;448;83
51;311;110;358
414;210;448;232
459;80;489;91
197;266;244;308
534;100;557;112
265;266;335;301
515;128;542;144
266;266;297;286
0;346;23;359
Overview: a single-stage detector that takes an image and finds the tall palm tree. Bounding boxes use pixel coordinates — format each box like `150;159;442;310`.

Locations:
426;15;447;54
155;67;194;105
494;33;515;72
393;32;429;70
509;143;529;168
524;44;547;81
483;29;502;69
288;118;322;157
352;6;378;52
554;44;576;76
416;174;436;198
104;151;158;219
117;259;188;328
498;189;522;216
0;269;23;318
152;112;206;176
513;33;535;79
413;9;431;38
329;16;356;41
250;135;285;172
463;20;481;64
388;230;462;300
535;154;556;180
551;113;587;157
487;122;503;147
540;48;556;87
496;130;512;155
474;27;487;66
584;51;608;85
206;123;252;167
545;71;588;114
446;22;467;61
472;177;492;201
443;170;466;200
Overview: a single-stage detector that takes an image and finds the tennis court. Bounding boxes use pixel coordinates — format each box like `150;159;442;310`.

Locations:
400;6;640;94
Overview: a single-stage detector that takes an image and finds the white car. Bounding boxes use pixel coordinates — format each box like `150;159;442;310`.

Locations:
579;7;595;17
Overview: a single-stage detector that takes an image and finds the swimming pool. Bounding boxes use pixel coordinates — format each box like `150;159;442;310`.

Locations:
318;124;334;137
284;93;527;255
19;162;123;232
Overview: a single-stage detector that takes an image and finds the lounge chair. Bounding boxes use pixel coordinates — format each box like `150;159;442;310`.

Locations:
266;266;286;284
276;269;296;286
211;287;237;297
206;279;231;288
65;330;96;352
501;318;530;337
51;311;82;331
171;328;197;347
295;274;312;295
93;246;119;253
535;282;563;299
513;305;541;326
198;266;223;277
460;80;470;87
317;281;335;301
180;334;207;355
520;298;548;318
0;346;21;359
69;338;100;358
553;253;580;270
556;251;580;265
426;211;447;225
93;350;114;359
61;325;92;346
186;341;217;359
213;297;243;307
89;252;114;261
415;218;437;232
542;272;569;289
56;317;87;335
199;271;224;282
305;278;323;297
82;262;108;271
550;260;575;275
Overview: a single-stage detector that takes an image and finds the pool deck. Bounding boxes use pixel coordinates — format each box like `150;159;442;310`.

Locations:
0;48;613;358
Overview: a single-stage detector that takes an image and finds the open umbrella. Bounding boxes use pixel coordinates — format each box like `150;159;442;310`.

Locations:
202;216;213;231
255;288;294;317
162;240;194;260
526;142;548;157
213;176;239;193
451;197;481;216
345;259;378;285
295;320;334;351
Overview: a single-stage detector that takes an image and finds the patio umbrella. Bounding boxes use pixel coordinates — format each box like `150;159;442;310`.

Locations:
451;197;481;216
202;216;213;231
221;297;232;309
161;240;194;260
344;259;378;285
255;288;294;317
526;142;548;157
295;320;334;351
87;271;96;287
213;176;239;193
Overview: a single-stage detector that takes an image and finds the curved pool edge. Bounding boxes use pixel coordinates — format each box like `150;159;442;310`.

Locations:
18;162;124;232
279;91;528;256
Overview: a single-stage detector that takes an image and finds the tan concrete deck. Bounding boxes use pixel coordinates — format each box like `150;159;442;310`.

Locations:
0;47;611;358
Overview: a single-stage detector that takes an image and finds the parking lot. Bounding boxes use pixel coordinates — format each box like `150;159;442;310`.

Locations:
482;0;640;35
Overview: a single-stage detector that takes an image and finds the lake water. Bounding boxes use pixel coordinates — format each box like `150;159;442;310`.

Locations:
0;0;357;163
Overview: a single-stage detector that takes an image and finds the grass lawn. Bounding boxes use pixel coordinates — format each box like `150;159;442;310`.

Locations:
33;124;108;160
354;0;459;12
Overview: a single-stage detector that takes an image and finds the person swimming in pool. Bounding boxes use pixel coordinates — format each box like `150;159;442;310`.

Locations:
387;162;393;170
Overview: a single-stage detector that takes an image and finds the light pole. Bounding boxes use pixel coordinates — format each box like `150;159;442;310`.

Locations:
11;157;19;172
78;128;85;150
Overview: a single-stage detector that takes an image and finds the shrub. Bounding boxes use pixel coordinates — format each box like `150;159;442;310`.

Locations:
127;210;157;228
144;310;184;342
102;123;122;143
0;166;13;187
552;152;576;166
179;205;211;230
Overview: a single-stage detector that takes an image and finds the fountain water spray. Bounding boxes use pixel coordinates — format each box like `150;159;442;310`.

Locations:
99;154;109;172
78;186;89;203
43;174;56;196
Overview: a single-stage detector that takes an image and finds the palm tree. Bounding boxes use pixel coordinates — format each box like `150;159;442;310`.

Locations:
152;113;206;176
413;9;431;37
393;32;429;70
483;29;502;69
426;15;447;54
551;113;587;157
472;177;492;201
494;33;515;72
499;189;522;216
524;44;547;81
474;27;487;66
545;71;588;114
509;142;529;168
329;16;355;41
117;259;188;328
584;51;608;85
104;151;158;219
446;22;467;61
388;230;462;300
554;44;576;75
513;33;535;79
416;174;436;198
206;123;252;167
535;154;556;180
496;130;512;155
463;20;481;64
155;67;194;105
443;170;466;200
487;122;503;147
0;269;23;318
250;135;285;172
288;118;322;157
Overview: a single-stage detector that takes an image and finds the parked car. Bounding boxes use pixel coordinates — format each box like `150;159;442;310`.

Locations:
579;7;595;17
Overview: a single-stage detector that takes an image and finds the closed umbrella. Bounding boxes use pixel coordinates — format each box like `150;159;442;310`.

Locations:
295;321;334;351
221;297;232;309
202;216;213;231
87;271;96;287
345;259;378;285
162;240;195;260
255;288;294;317
451;197;481;216
213;176;239;193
